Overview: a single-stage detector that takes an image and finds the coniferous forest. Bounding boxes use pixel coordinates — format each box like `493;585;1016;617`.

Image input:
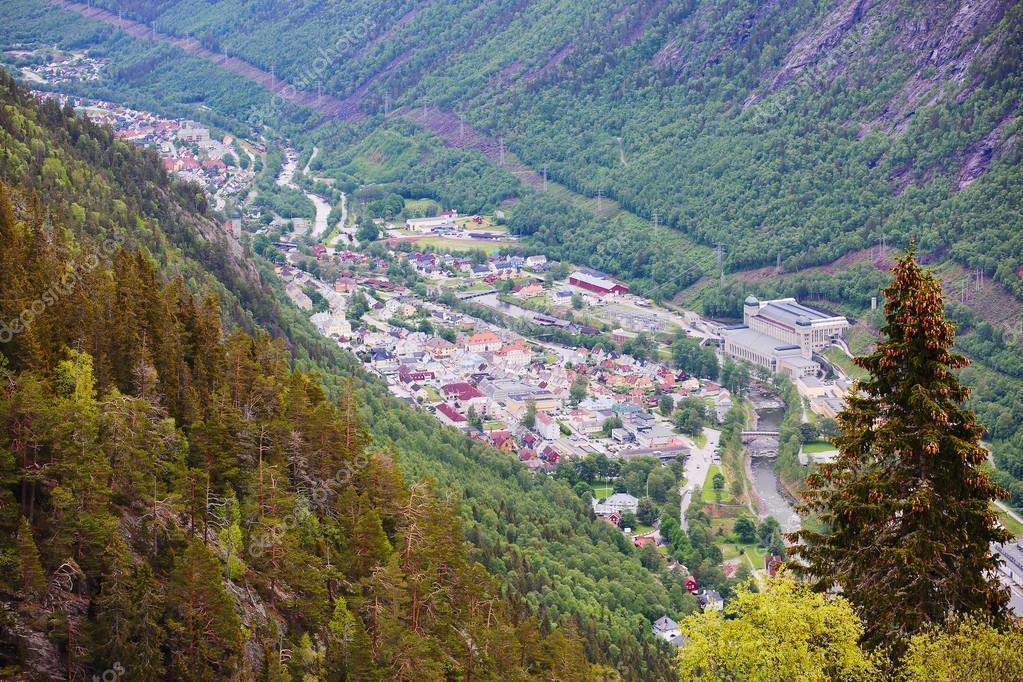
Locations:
2;0;1023;679
0;73;683;681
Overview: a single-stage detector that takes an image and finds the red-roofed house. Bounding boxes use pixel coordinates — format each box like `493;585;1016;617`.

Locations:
465;331;502;353
436;403;466;427
490;430;515;453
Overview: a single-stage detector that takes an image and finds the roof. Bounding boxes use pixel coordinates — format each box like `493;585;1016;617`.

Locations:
424;337;455;349
437;403;466;422
467;331;501;345
441;383;484;399
605;492;638;505
653;616;679;632
569;270;626;291
497;344;529;356
756;298;844;326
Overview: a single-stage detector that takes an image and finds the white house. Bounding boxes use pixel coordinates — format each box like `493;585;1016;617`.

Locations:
592;493;639;516
652;616;680;641
535;411;560;440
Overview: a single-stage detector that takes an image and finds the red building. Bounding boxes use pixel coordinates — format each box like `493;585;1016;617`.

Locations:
568;270;629;296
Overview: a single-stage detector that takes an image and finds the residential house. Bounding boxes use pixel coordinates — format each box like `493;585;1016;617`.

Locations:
592;493;639;516
525;255;548;271
334;277;357;293
516;282;545;299
437;403;467;427
464;331;502;353
423;336;456;359
535;411;560;440
652;616;680;642
495;343;531;369
698;590;723;611
441;382;487;410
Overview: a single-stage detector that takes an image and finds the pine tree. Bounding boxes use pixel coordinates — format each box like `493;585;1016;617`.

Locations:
91;535;166;680
165;539;243;680
16;516;46;600
791;247;1010;649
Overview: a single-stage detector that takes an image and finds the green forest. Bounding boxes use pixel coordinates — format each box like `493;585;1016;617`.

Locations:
2;0;1023;675
0;73;687;680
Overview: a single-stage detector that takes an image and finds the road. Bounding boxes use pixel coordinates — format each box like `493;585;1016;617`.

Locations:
680;427;720;531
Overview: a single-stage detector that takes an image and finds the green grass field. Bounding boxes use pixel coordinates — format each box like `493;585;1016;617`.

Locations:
825;346;868;380
802;440;838;454
406;236;507;254
701;465;734;504
996;504;1023;538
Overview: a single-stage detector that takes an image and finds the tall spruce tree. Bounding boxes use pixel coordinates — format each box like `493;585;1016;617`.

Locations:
791;247;1010;649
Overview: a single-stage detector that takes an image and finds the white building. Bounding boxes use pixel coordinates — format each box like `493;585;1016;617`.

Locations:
652;616;680;641
535;411;561;440
722;296;848;379
743;297;848;356
405;216;456;233
592;492;639;516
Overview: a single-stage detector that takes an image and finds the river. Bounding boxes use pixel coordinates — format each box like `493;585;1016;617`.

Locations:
276;149;333;240
748;398;801;532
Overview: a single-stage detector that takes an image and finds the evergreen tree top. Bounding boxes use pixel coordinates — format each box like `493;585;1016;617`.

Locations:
791;247;1010;652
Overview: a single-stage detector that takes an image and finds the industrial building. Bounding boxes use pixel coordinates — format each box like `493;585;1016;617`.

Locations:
722;296;848;379
568;269;630;296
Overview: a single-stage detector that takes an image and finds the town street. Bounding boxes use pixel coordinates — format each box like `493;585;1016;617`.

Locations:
680;427;720;531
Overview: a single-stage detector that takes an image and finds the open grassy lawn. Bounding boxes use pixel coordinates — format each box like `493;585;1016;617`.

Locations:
803;440;837;454
456;216;504;231
701;465;735;505
591;483;615;499
742;543;768;569
719;543;742;560
409;236;507;254
484;420;506;431
693;432;707;448
825;346;868;380
996;504;1023;538
401;198;442;216
629;524;655;535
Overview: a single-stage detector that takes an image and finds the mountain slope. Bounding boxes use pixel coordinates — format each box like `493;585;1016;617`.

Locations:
0;74;680;680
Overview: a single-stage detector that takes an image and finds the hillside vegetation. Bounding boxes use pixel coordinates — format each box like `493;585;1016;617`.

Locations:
0;74;683;681
68;0;1022;293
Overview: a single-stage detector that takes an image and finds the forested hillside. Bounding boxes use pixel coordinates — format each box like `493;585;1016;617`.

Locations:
70;0;1022;292
0;74;687;680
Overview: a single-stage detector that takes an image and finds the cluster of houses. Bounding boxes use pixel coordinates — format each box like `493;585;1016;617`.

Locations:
13;48;107;85
400;251;548;280
336;294;734;469
38;91;253;205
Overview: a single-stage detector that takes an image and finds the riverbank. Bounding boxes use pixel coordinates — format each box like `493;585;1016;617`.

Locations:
747;386;801;532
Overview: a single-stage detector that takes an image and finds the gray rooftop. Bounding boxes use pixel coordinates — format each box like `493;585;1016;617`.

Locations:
759;299;840;326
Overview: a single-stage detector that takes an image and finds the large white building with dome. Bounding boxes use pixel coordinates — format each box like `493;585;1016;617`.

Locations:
721;296;849;378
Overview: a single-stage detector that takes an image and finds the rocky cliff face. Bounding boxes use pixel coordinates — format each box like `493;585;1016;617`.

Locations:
750;0;1014;130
